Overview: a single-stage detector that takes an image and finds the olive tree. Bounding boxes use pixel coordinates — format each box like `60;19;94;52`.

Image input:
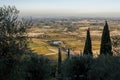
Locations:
0;6;31;59
0;6;32;80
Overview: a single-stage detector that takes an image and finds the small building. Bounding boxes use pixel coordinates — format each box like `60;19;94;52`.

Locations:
49;41;63;46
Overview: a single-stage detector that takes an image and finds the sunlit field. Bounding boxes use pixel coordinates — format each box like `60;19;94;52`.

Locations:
27;26;104;60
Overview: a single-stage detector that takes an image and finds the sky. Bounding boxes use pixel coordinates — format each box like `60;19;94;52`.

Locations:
0;0;120;18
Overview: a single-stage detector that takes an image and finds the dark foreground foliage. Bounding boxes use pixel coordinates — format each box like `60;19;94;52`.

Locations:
0;57;18;80
10;53;51;80
62;55;120;80
62;55;93;80
88;55;120;80
0;53;51;80
1;55;120;80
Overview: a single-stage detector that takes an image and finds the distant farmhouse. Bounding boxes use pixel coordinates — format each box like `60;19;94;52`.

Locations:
49;40;64;46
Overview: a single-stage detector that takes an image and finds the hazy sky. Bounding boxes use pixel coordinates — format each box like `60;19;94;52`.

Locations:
0;0;120;17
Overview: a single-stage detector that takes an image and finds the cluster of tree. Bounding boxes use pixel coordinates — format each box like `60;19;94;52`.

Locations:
0;6;39;80
0;6;52;80
0;53;51;80
62;55;120;80
83;21;112;56
56;23;118;80
56;17;114;80
55;47;120;80
0;6;119;80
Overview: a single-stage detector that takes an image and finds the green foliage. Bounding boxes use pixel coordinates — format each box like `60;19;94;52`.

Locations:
0;5;30;80
111;35;120;55
83;28;93;56
11;53;51;80
50;63;57;78
62;55;120;80
0;57;18;80
49;78;58;80
62;55;93;80
56;48;62;77
88;55;120;80
0;6;28;59
67;48;70;59
100;21;112;55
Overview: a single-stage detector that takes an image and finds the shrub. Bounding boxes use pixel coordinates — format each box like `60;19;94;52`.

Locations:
11;53;51;80
62;55;93;80
88;55;120;80
0;57;18;80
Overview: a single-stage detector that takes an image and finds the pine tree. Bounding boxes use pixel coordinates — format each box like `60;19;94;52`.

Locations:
83;28;93;56
100;21;112;55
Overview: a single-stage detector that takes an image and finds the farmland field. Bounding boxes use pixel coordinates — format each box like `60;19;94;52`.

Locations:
27;19;120;60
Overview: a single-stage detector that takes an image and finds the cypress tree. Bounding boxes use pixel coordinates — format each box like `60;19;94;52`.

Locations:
80;50;82;56
57;48;62;78
100;21;113;55
67;48;70;59
83;28;93;56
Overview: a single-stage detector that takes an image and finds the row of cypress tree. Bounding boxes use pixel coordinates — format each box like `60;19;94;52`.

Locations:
83;21;112;56
56;21;113;79
58;21;112;59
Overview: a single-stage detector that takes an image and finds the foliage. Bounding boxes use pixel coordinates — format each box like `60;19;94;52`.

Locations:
62;55;93;80
88;55;120;80
67;48;70;59
83;28;93;56
0;57;18;80
100;21;112;55
0;6;29;59
0;5;32;80
56;48;62;77
50;63;57;78
11;53;51;80
111;35;120;56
